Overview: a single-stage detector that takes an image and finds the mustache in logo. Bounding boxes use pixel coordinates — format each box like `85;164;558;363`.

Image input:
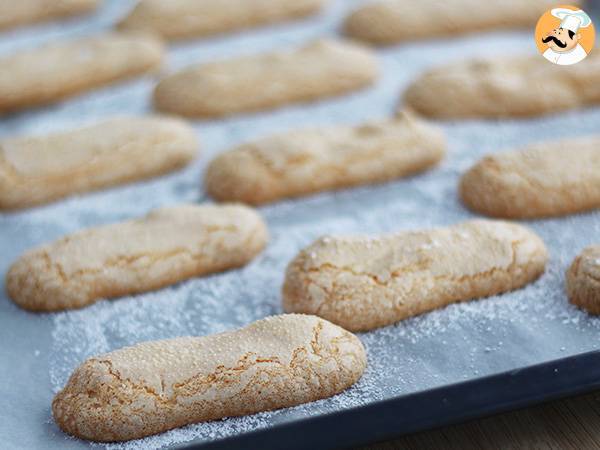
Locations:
542;35;567;48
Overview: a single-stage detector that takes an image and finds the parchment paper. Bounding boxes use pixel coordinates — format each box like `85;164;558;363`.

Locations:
1;1;599;449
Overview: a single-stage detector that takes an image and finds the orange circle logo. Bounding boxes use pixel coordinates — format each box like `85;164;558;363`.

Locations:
534;5;595;65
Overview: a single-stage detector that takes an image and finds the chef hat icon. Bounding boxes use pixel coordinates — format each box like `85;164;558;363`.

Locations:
551;8;592;33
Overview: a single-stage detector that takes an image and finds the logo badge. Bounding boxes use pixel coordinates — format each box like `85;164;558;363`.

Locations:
535;5;595;65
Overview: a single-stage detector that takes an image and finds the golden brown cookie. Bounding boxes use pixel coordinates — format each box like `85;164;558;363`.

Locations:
118;0;326;41
154;39;378;118
7;204;268;312
283;220;548;331
403;52;600;119
566;246;600;314
0;0;99;31
205;113;445;205
344;0;571;45
0;32;164;114
0;116;198;210
460;136;600;219
52;314;366;442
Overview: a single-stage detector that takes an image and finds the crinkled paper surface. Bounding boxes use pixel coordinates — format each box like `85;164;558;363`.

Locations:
1;1;600;449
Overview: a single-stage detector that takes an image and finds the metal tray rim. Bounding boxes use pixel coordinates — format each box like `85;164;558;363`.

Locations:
177;349;600;450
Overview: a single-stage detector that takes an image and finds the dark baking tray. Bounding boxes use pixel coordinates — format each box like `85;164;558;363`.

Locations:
180;350;600;450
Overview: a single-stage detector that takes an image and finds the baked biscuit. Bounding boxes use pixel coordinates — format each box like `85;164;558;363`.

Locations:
154;39;378;118
344;0;569;45
205;113;445;205
283;220;548;331
52;314;366;442
0;0;99;31
567;246;600;314
403;52;600;119
0;116;198;210
460;136;600;219
0;32;164;114
119;0;326;41
7;204;268;312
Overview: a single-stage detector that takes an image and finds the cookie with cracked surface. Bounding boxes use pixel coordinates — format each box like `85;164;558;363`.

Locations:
403;52;600;119
154;39;378;118
7;204;268;312
283;220;548;331
566;246;600;314
0;116;198;210
205;113;445;205
460;136;600;219
0;32;164;114
52;314;366;442
344;0;568;46
0;0;99;31
118;0;326;41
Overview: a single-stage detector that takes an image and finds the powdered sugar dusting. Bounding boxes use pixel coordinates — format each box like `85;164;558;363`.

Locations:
1;0;600;449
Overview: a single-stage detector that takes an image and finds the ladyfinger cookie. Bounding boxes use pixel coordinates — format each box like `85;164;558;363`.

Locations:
566;246;600;314
53;314;366;442
344;0;563;45
460;136;600;219
205;113;445;205
283;220;548;331
0;32;164;114
403;52;600;119
7;204;268;312
119;0;326;41
0;116;198;210
154;39;378;118
0;0;99;31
